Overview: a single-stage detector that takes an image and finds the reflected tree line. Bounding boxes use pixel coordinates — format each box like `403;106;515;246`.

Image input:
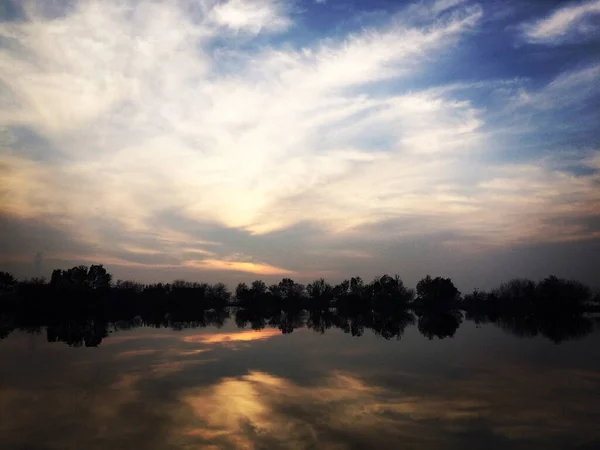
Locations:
0;266;599;347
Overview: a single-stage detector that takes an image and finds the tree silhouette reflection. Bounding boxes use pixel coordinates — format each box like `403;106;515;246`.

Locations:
417;311;463;340
0;268;597;346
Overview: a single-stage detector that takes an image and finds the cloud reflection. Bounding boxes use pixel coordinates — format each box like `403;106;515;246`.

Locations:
1;326;600;449
182;328;283;345
180;367;600;449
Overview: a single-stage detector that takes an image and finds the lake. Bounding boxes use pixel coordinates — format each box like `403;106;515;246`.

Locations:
1;314;600;450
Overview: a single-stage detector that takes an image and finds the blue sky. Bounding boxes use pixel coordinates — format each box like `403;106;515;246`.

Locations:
0;0;599;289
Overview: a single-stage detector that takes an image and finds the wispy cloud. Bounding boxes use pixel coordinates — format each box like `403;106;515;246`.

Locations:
512;63;600;112
521;0;600;44
208;0;292;34
0;0;598;282
0;1;483;259
185;258;294;276
432;0;465;15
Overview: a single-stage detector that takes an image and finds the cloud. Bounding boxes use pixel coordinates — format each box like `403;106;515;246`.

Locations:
521;0;600;44
513;63;600;109
0;0;598;283
208;0;292;34
432;0;465;15
0;1;484;265
185;258;294;276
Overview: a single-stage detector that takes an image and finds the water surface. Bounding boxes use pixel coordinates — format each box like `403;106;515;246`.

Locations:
1;317;600;449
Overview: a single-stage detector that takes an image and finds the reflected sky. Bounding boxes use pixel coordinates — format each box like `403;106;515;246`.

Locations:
1;321;600;449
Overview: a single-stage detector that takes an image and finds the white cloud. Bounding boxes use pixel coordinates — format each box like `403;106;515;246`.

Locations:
208;0;291;34
512;63;600;109
432;0;465;15
521;0;600;44
0;0;598;276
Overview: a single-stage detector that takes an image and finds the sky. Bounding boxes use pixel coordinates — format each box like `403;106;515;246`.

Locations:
0;0;599;290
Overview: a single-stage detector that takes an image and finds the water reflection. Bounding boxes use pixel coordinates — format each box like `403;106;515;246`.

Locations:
1;306;598;348
181;369;600;449
1;319;599;450
417;311;462;340
183;328;282;345
2;276;600;448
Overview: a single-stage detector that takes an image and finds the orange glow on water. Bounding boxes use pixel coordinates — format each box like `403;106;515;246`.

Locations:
182;328;282;344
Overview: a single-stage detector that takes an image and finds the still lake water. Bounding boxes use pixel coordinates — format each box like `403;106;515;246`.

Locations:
1;317;600;449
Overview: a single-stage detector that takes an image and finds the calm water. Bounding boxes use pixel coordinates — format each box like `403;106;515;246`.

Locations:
1;318;600;449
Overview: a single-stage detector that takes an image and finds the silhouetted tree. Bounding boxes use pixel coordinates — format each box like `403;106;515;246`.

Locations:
114;279;144;292
235;280;271;308
350;277;365;295
69;265;89;287
371;274;406;296
0;272;17;295
335;279;350;296
270;278;305;306
0;324;13;340
461;289;487;309
207;282;231;308
1;267;597;347
371;274;414;312
49;264;112;290
88;264;112;289
334;277;371;315
415;275;460;312
252;280;268;295
19;277;47;286
492;278;536;312
235;282;250;302
306;278;334;309
50;269;64;286
535;275;590;313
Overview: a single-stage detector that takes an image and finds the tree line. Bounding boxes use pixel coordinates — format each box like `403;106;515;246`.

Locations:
1;264;598;347
1;264;599;346
1;266;598;316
